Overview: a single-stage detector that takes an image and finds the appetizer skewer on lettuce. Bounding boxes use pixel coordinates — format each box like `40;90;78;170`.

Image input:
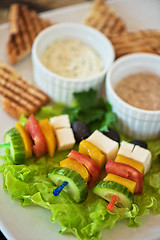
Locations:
0;96;160;240
93;141;152;210
49;131;121;203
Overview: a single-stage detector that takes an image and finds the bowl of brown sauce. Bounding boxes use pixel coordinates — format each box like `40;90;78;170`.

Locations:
106;53;160;140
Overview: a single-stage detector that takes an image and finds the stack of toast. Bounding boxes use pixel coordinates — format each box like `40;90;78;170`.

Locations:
0;61;49;119
84;0;160;58
6;4;52;65
0;4;51;119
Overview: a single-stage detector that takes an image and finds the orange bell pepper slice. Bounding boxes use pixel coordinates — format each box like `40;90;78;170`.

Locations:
105;160;143;194
104;173;136;193
115;154;144;175
79;140;105;168
16;122;32;158
39;118;56;157
60;158;90;182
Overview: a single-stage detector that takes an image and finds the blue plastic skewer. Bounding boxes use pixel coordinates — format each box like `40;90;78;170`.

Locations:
53;181;68;196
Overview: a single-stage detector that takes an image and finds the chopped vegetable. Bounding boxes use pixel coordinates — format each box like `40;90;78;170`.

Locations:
105;160;143;194
68;150;102;186
39;118;56;157
93;181;133;209
60;158;90;182
48;167;88;203
115;154;144;175
104;173;136;193
79;140;105;168
3;127;26;164
16;122;32;158
25;114;47;158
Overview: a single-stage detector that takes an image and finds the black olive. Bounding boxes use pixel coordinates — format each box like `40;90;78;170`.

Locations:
71;120;90;143
130;139;148;149
102;128;120;143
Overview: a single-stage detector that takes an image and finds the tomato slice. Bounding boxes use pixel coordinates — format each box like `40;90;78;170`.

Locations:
105;160;143;194
25;114;47;158
68;150;102;187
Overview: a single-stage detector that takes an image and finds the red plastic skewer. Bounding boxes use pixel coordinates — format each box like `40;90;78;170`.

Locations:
107;195;118;210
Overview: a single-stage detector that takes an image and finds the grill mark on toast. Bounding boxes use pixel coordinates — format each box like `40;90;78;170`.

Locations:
0;86;36;112
0;71;47;104
0;61;49;119
0;78;41;107
6;3;52;64
84;0;127;37
1;96;29;119
109;30;160;58
18;5;32;49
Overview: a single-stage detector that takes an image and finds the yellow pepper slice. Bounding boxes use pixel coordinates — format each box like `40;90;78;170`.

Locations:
60;158;90;182
79;140;105;168
39;118;56;157
16;122;32;158
115;154;144;175
104;173;136;193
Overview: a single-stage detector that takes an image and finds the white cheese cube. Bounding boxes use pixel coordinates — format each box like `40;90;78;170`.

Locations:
50;114;70;129
118;141;152;174
130;145;152;174
118;141;134;158
86;130;119;161
55;128;75;151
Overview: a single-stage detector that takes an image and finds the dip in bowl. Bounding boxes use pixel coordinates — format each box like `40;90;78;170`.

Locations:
106;53;160;140
32;22;115;104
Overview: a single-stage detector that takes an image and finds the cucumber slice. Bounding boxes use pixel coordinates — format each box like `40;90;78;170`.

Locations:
4;127;26;164
48;167;88;203
93;181;133;209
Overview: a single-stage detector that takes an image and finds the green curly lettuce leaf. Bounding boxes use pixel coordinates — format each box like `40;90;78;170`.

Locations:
0;98;160;240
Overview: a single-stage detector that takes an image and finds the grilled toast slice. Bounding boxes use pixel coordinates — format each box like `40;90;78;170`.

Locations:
110;30;160;58
0;61;50;119
6;4;52;65
84;0;127;37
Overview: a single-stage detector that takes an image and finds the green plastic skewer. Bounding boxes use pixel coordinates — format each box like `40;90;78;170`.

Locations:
0;142;10;149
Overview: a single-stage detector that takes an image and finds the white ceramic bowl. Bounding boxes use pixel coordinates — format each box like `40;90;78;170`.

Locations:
32;22;115;104
106;53;160;140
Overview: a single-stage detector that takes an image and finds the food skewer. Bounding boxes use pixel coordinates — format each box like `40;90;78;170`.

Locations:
50;130;120;202
93;140;152;210
107;195;118;211
0;112;152;211
0;143;10;148
53;181;68;196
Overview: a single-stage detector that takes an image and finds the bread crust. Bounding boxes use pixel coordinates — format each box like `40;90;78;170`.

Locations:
0;61;50;119
6;4;52;65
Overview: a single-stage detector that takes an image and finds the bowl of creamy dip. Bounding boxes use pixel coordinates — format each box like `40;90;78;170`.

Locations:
106;53;160;140
32;22;115;104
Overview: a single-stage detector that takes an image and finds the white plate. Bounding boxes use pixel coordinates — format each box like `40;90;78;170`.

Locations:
0;1;160;239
